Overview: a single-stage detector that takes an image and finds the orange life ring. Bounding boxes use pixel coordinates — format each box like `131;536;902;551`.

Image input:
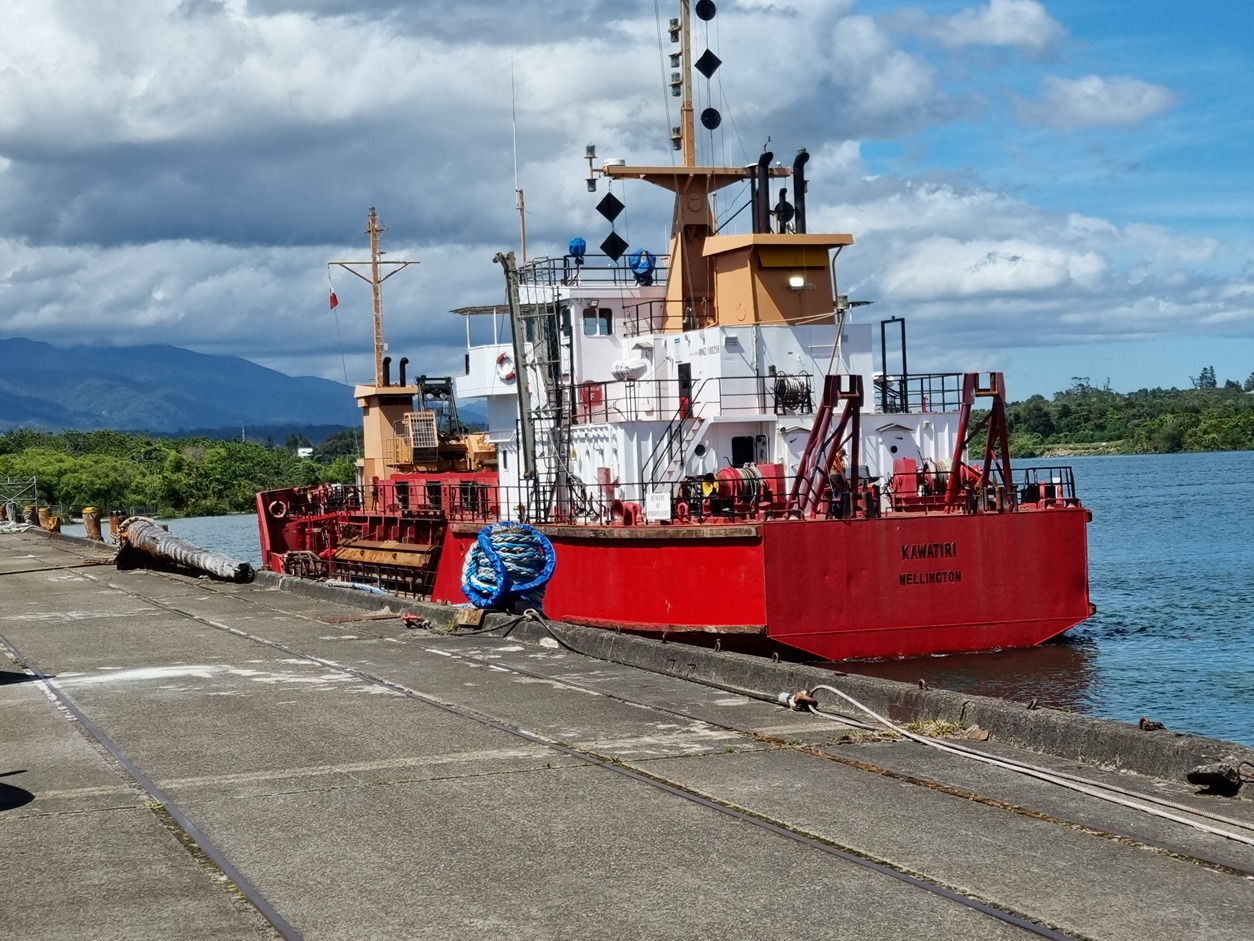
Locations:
496;352;516;382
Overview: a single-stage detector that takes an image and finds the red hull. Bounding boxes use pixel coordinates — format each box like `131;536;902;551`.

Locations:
432;507;1089;661
259;485;1091;662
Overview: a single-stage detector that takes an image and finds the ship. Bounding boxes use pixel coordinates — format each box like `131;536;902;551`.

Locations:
257;0;1092;662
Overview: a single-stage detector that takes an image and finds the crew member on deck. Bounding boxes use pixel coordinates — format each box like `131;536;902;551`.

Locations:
828;448;850;518
773;188;795;233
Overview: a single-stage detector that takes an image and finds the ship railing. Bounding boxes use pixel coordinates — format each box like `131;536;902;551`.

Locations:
1015;465;1079;506
434;460;1081;528
276;462;1080;531
518;252;671;289
367;478;496;520
574;373;814;425
441;474;787;526
874;372;966;413
615;297;720;337
887;463;1080;513
280;483;364;519
620;297;668;337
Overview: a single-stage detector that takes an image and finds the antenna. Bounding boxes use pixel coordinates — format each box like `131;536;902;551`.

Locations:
328;209;419;387
511;51;527;263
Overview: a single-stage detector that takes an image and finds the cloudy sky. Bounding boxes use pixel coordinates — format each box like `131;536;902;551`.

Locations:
1;0;1250;399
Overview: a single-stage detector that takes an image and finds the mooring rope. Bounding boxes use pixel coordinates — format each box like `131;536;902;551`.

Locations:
460;522;556;611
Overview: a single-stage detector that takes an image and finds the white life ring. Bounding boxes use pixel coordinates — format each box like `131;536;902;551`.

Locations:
496;352;516;382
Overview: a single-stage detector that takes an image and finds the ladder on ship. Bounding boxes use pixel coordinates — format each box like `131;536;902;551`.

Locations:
497;252;574;523
641;385;711;494
789;374;863;518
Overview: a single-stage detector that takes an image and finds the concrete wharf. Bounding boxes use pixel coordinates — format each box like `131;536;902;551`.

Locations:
2;530;1253;941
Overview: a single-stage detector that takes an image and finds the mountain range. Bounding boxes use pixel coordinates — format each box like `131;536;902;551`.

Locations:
0;337;362;436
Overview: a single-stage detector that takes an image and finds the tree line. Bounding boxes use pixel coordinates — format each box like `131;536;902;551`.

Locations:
3;372;1251;518
0;428;361;518
1006;371;1254;456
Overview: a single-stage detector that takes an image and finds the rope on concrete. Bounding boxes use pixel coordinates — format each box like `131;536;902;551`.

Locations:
806;682;1254;848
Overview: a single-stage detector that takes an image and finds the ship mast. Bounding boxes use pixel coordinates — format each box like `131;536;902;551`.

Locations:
678;0;695;167
328;208;419;387
586;1;790;331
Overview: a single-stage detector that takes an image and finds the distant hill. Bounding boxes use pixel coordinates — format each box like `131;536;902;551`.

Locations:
0;337;360;434
0;337;489;438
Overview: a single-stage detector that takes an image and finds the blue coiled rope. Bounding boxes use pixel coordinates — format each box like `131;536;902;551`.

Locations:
460;522;556;611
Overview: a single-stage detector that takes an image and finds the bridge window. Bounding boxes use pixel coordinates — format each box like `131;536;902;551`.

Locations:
583;306;612;336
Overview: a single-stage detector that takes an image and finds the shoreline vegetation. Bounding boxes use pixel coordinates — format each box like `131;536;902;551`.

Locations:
1007;373;1254;458
0;428;359;519
3;373;1252;516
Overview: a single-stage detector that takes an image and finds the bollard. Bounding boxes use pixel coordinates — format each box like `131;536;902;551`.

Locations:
25;505;38;525
38;507;49;527
109;511;125;541
83;506;103;541
4;501;16;524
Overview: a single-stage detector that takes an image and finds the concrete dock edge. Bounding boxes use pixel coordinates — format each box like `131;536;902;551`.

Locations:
29;529;1245;788
250;569;1254;784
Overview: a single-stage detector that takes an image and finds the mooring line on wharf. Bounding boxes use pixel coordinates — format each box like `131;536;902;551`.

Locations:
7;565;1119;941
181;572;1254;882
9;539;1253;939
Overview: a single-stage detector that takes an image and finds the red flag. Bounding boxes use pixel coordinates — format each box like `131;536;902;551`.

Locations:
329;290;338;310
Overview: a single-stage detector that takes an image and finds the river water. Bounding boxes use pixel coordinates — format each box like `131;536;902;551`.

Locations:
63;453;1254;747
850;452;1254;748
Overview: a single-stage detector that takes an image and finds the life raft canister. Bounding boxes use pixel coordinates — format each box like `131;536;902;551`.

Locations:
496;352;516;382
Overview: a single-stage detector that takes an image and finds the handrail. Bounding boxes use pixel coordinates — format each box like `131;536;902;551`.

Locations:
639;377;714;484
874;372;966;413
517;252;672;288
573;373;814;426
266;459;1082;533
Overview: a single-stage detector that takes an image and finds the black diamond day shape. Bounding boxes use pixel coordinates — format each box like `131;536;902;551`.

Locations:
596;193;625;223
695;49;722;79
600;231;629;262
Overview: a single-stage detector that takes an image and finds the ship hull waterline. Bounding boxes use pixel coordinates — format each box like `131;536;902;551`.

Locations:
427;506;1091;662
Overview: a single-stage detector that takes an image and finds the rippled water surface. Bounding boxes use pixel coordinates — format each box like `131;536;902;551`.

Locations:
849;452;1254;747
65;454;1254;746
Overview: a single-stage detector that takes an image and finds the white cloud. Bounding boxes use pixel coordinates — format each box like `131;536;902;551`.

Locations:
878;235;1106;299
931;0;1063;54
831;14;940;119
1021;75;1176;129
0;0;1247;397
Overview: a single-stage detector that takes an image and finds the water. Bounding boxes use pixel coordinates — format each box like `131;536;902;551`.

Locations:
63;515;263;567
849;452;1254;747
62;454;1254;747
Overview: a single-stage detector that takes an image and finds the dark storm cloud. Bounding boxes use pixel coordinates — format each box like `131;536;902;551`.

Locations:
246;0;626;44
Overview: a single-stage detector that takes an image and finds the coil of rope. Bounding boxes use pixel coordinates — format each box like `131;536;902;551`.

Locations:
460;522;556;611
